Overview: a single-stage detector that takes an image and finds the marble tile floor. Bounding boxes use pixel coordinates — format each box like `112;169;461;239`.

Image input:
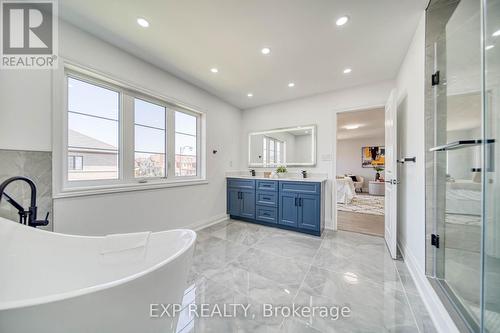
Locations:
176;219;437;333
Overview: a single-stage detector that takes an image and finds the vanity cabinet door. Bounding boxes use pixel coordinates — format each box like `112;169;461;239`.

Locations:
239;189;256;219
279;193;299;227
298;194;320;231
227;188;241;216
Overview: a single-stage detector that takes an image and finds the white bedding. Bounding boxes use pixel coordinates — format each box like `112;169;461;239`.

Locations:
336;177;356;204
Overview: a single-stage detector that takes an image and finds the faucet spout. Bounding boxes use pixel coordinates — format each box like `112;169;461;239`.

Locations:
0;176;49;227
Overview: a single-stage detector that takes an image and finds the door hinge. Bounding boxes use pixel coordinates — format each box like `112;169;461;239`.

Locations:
431;71;440;86
431;234;440;248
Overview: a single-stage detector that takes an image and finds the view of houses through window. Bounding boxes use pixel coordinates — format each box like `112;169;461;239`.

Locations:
67;77;120;181
175;111;197;176
134;98;166;178
66;73;200;185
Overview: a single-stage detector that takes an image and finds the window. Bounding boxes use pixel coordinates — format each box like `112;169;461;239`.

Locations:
175;111;198;177
63;69;204;192
276;142;281;164
67;77;119;181
134;99;166;178
269;138;275;164
68;156;83;170
262;137;268;165
262;136;284;166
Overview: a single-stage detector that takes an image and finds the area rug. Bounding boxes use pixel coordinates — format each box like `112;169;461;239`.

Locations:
337;194;384;216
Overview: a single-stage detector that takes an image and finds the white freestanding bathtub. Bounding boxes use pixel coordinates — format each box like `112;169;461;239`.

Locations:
0;217;196;333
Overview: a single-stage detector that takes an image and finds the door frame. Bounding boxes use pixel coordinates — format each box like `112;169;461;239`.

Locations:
331;103;386;231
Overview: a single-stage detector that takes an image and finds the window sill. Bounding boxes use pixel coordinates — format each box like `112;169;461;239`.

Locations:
53;178;209;199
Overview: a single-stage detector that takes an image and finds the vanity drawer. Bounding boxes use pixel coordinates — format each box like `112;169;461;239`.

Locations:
256;180;278;192
256;191;278;206
279;181;320;195
256;205;278;224
227;178;255;189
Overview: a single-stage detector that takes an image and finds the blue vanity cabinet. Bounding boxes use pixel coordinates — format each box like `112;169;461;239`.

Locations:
227;179;255;219
278;181;323;235
278;192;299;227
255;180;278;224
239;189;256;219
297;193;320;231
227;178;324;236
227;188;241;216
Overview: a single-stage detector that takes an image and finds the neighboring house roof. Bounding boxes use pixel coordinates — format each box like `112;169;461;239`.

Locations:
68;130;117;150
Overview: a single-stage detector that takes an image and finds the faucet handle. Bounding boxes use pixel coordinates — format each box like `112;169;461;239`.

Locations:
31;212;50;227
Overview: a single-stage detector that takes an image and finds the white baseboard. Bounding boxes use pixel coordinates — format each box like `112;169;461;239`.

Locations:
187;213;229;231
397;240;459;333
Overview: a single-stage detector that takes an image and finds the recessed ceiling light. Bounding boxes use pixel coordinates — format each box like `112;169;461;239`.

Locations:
288;82;295;88
486;44;495;50
493;29;500;37
247;93;253;98
137;18;150;28
261;47;271;55
336;16;349;26
210;68;219;73
344;124;360;130
343;68;352;74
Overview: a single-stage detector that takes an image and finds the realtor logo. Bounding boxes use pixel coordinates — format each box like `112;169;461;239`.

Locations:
1;0;58;69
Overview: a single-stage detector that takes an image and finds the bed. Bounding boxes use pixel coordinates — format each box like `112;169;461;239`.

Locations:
336;177;356;204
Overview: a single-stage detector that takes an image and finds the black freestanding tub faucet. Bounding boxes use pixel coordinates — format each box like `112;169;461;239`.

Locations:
0;176;49;227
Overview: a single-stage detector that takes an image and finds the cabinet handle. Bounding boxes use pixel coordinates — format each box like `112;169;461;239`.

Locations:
299;198;302;206
238;192;242;199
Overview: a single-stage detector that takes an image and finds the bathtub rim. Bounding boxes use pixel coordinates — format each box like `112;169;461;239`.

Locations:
0;220;196;311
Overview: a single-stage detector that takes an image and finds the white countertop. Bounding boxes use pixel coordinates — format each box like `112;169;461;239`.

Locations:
226;175;328;183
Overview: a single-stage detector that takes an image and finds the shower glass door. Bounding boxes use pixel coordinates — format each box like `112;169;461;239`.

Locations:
483;0;500;332
442;0;483;328
426;0;500;331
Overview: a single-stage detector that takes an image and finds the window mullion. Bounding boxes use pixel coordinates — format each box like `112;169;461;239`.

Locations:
166;108;175;179
122;94;135;182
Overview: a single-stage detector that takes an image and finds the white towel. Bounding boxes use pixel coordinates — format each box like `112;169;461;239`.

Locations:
100;231;151;255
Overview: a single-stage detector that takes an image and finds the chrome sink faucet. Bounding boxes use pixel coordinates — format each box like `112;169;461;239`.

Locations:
0;176;49;227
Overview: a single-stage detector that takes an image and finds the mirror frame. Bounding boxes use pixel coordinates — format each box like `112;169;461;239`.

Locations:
247;125;317;167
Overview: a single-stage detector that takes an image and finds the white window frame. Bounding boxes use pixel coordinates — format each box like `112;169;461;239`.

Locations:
52;62;207;198
262;135;284;167
172;106;202;180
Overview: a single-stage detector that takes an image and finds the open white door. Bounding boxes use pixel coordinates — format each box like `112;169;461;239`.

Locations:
384;89;398;259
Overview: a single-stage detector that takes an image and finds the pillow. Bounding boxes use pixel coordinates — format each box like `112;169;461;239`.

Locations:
349;175;358;182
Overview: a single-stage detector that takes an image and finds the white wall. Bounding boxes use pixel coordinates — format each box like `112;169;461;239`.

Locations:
241;80;394;228
395;13;458;333
336;136;385;190
395;13;426;276
0;71;52;152
0;20;243;235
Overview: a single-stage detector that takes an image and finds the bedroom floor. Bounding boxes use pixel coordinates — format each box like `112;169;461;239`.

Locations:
337;211;384;237
337;193;385;237
178;219;436;332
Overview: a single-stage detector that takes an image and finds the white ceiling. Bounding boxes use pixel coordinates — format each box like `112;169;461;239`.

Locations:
337;108;385;140
59;0;427;109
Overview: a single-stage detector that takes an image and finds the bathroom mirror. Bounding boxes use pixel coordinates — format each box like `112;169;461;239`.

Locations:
248;125;316;167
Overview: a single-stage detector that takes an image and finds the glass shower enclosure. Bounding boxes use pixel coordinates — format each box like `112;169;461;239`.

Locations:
425;0;500;332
